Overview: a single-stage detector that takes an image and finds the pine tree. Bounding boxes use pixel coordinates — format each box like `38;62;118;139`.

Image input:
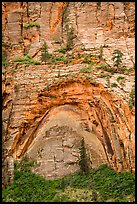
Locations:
112;49;123;68
79;138;90;174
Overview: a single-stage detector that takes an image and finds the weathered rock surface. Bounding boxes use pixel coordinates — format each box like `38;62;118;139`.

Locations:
3;66;135;179
2;2;135;183
2;2;135;66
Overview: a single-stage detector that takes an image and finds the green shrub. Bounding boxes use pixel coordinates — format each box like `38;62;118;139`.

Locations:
51;56;72;64
2;69;7;74
97;63;108;68
52;193;74;202
91;164;135;201
120;66;132;74
111;82;118;87
77;53;84;59
97;63;116;73
80;64;93;73
2;157;135;202
23;21;40;28
55;48;67;54
14;155;36;173
14;54;40;65
116;75;125;82
82;56;95;64
97;63;111;71
98;72;108;78
116;75;125;86
88;53;96;57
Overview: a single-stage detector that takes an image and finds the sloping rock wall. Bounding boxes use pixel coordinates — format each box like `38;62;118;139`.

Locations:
2;2;135;182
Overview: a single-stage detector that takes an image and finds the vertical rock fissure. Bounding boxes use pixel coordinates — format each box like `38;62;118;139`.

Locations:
115;107;132;139
95;110;114;156
49;2;54;30
111;126;123;170
20;2;24;42
26;2;29;19
119;139;129;169
99;99;123;167
113;2;116;24
53;155;57;177
95;111;113;166
96;2;101;26
61;136;64;159
61;3;69;45
5;102;13;142
100;139;110;165
39;2;42;19
74;3;79;34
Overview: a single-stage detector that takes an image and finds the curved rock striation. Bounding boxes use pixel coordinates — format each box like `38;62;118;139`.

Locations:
8;76;135;179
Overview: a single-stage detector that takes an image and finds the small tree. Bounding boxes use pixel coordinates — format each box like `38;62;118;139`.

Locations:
99;45;103;60
112;49;123;68
79;138;90;174
66;27;75;51
41;42;52;63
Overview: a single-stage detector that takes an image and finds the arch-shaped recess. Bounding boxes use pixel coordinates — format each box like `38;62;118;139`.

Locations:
11;77;135;178
26;105;108;179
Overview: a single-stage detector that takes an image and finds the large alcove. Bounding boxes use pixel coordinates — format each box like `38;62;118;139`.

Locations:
10;77;135;178
26;105;107;179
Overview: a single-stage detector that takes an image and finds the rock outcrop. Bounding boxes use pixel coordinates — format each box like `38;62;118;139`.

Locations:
2;2;135;183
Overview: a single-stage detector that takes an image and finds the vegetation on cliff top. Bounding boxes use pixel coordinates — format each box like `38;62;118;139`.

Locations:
2;157;135;202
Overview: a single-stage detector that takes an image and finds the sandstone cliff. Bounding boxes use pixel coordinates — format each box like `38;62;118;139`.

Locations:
2;2;135;185
2;2;135;66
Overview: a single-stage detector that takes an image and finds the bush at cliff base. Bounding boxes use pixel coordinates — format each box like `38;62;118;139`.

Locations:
2;161;135;202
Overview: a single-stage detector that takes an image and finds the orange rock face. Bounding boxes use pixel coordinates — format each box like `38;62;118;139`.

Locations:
2;2;135;181
5;75;134;179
